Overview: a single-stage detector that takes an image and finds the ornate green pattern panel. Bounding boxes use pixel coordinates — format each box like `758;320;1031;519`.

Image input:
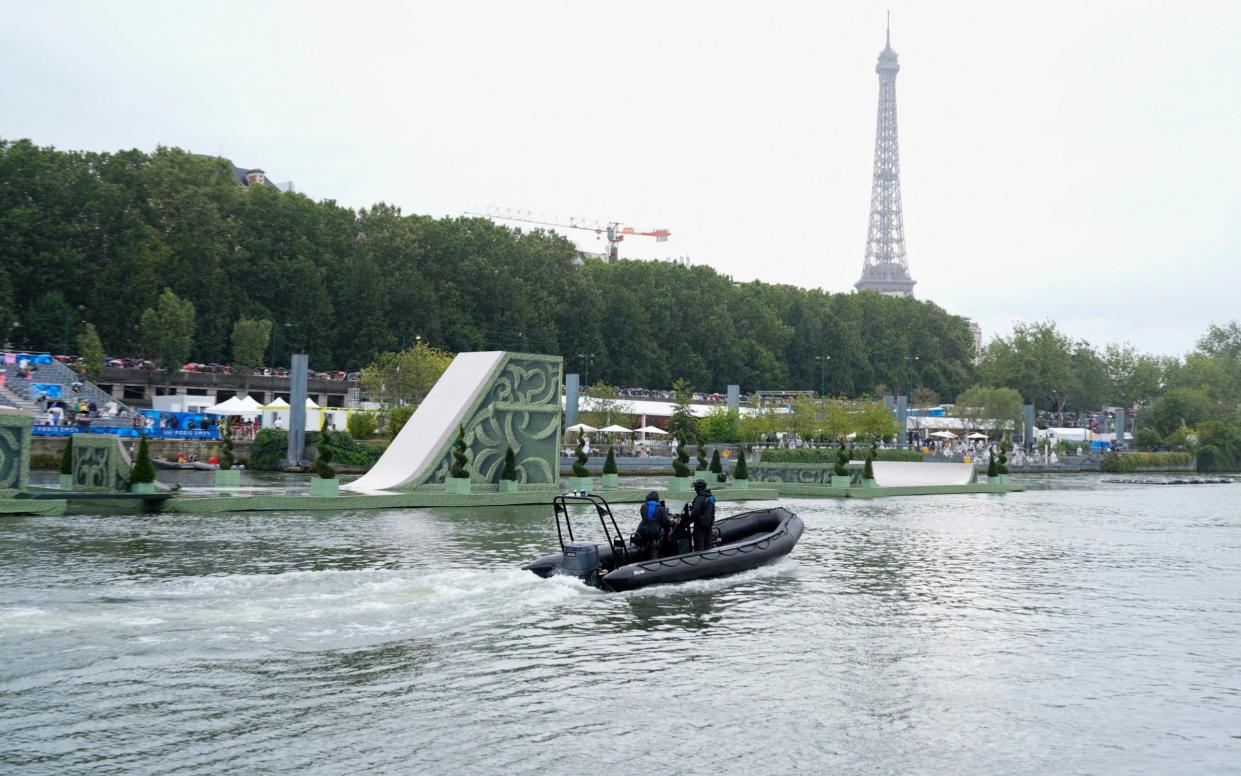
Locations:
749;462;838;485
73;436;132;491
407;353;563;490
0;414;32;491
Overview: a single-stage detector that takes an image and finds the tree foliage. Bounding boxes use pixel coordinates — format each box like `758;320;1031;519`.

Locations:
361;341;453;408
572;431;590;477
131;435;155;483
220;419;235;470
576;382;634;429
672;435;692;477
733;449;749;480
140;288;196;372
347;411;378;439
1;138;981;393
76;322;104;378
231;318;272;373
60;435;74;475
954;386;1024;437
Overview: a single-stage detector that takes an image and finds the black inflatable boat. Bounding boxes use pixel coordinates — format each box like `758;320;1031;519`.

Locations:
522;494;803;592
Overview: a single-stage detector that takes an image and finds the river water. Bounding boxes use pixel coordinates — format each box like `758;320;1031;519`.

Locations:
2;475;1239;775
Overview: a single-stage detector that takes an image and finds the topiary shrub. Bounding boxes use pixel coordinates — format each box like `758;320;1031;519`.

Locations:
863;450;875;480
673;435;692;477
502;446;518;481
695;436;709;471
833;443;849;477
60;435;74;475
997;449;1008;475
314;445;336;479
131;434;156;484
220;420;235;470
571;431;590;477
450;424;470;478
602;446;618;475
709;448;722;474
733;449;749;480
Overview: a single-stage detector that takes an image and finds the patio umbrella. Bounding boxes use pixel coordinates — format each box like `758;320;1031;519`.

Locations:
966;432;989;440
565;422;598;433
599;424;633;434
930;430;958;439
635;425;668;435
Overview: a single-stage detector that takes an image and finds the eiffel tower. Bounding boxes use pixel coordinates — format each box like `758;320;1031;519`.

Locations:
855;17;916;297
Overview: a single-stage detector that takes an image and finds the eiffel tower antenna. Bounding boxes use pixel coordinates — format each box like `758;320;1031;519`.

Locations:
855;15;916;297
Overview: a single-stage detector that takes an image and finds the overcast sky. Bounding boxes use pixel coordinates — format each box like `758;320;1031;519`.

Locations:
3;1;1239;356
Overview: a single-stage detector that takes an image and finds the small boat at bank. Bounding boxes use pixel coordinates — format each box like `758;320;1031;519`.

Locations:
523;494;803;592
153;458;195;470
191;461;219;471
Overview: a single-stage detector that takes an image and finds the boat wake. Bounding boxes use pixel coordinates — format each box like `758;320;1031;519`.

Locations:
1;566;594;652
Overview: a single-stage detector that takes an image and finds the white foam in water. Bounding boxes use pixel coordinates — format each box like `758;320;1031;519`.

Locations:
0;566;594;652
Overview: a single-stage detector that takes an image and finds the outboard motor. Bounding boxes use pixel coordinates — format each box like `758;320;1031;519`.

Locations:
560;541;601;579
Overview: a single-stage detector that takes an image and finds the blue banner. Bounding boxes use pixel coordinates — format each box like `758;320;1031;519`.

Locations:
31;383;63;399
138;410;221;439
33;425;220;440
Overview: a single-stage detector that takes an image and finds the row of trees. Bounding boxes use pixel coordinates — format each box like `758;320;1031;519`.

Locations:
1;138;978;396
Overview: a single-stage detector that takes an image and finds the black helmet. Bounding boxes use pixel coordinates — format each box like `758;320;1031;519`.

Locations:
645;491;660;501
693;479;707;491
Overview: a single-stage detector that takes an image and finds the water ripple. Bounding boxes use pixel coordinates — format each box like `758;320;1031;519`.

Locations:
2;480;1240;774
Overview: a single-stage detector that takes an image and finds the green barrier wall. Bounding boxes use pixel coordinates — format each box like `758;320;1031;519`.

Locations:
0;413;32;493
72;435;132;491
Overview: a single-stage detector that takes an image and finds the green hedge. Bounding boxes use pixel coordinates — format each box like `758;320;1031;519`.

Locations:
318;431;387;467
1101;451;1194;473
250;428;288;471
760;448;924;464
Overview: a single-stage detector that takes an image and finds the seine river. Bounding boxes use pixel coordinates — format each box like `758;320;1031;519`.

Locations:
2;475;1238;775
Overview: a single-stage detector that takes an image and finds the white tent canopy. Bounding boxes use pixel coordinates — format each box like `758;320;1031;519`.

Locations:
261;397;290;409
204;396;260;416
635;426;669;435
565;422;598;433
598;424;633;434
238;395;263;412
930;430;958;439
966;432;990;440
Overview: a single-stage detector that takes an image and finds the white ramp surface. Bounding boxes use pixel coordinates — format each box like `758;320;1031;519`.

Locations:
343;351;505;492
871;461;975;487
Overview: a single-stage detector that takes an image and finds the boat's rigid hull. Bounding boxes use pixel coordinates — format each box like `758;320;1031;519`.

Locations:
602;510;803;591
523;507;803;592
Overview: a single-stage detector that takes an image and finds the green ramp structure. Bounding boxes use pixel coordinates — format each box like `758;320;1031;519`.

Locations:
344;351;564;493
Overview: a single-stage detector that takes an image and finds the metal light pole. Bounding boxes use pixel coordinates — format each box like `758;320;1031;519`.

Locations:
62;305;84;354
814;355;831;396
270;322;292;369
577;353;595;388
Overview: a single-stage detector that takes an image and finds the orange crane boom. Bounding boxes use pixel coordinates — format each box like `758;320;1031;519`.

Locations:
467;206;669;262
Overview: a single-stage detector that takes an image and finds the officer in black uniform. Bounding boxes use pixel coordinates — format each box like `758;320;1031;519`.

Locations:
634;491;674;560
689;479;716;552
669;501;694;555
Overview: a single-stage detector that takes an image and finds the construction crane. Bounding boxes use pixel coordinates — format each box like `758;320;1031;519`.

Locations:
467;206;670;263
